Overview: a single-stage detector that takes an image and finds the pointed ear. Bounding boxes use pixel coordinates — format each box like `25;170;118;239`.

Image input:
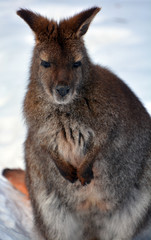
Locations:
17;9;47;33
69;7;101;38
16;9;56;42
77;7;101;38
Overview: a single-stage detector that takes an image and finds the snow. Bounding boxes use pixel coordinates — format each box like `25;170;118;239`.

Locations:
0;1;151;239
0;176;32;240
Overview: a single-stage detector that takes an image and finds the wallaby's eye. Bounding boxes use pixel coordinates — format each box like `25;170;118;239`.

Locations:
41;60;51;68
73;61;82;68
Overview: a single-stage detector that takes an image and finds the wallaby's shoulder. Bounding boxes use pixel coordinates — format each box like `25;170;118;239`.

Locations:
87;63;130;103
88;63;151;126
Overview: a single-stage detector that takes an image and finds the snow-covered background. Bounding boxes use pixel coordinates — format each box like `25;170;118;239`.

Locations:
0;0;151;172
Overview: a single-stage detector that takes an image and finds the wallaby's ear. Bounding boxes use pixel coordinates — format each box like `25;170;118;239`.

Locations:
68;7;101;38
17;7;100;41
16;9;56;42
17;9;47;33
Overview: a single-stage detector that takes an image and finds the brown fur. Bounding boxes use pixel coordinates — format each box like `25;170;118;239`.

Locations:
17;7;151;240
2;168;29;197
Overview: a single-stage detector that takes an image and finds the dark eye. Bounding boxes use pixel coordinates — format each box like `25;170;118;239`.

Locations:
41;60;51;68
73;61;82;68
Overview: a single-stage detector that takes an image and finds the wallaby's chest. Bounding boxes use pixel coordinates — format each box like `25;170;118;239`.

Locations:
38;115;94;167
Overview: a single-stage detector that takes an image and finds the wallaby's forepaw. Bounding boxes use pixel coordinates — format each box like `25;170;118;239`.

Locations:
77;166;94;186
58;164;78;183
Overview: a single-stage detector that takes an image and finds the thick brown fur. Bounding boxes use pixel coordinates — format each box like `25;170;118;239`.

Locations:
17;7;151;240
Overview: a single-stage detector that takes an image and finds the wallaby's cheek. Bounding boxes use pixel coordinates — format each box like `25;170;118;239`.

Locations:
37;71;54;102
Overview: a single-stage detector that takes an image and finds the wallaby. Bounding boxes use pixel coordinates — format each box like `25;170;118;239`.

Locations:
17;7;151;240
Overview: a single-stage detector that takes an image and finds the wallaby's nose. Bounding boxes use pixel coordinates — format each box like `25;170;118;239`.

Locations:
56;86;70;97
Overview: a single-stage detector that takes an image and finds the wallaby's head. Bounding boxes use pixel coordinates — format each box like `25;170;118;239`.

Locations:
17;7;100;104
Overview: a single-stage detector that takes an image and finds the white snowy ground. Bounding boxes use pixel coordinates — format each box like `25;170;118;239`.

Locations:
0;176;33;240
0;0;151;239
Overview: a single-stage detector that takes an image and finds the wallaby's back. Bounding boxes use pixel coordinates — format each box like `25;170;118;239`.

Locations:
17;7;151;240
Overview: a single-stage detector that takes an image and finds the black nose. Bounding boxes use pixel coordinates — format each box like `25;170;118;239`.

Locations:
56;86;70;97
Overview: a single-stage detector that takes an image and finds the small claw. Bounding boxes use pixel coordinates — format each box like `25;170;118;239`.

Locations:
58;164;78;183
66;169;78;183
66;174;78;183
79;175;93;186
77;167;94;186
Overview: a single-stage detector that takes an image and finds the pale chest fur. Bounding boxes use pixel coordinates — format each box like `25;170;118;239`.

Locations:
37;116;95;168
